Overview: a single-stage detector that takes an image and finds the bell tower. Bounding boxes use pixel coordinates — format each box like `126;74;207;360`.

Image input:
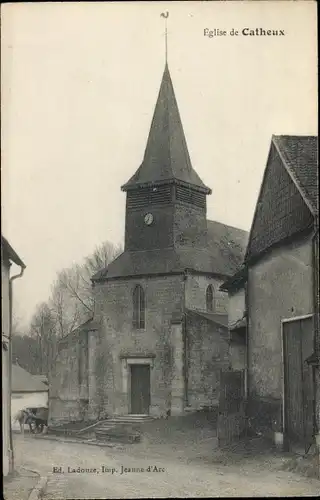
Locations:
122;64;211;252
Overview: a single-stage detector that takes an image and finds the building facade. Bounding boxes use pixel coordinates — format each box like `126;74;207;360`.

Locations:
222;135;319;452
11;364;48;431
49;64;248;424
1;236;25;476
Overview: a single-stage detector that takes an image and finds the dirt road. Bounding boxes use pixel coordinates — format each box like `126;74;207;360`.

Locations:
13;434;320;498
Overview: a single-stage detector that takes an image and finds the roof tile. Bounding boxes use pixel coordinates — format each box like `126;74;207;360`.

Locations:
92;220;248;281
273;135;318;213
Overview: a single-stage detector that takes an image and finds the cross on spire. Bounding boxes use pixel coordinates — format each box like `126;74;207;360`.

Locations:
160;11;169;64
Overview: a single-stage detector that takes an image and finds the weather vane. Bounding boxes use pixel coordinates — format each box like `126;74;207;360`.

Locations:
160;11;169;63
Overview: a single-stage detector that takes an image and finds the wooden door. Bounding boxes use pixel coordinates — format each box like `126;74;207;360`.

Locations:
283;317;314;453
130;365;150;415
217;370;245;447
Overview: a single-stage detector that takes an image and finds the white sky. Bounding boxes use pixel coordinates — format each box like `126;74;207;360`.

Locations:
1;1;317;328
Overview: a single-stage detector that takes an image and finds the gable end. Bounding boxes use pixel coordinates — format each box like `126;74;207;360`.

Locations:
246;141;314;261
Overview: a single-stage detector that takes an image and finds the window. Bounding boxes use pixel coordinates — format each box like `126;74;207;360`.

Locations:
206;285;214;312
133;285;145;329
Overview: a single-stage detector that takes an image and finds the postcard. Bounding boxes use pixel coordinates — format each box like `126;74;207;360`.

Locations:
2;1;319;498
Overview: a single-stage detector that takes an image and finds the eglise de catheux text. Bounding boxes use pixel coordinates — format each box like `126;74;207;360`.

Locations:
49;59;319;453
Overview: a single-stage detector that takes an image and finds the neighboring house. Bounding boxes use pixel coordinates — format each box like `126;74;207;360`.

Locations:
1;236;26;476
11;364;49;429
221;135;319;453
49;63;248;425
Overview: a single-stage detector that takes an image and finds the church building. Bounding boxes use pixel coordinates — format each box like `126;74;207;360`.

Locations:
49;63;248;424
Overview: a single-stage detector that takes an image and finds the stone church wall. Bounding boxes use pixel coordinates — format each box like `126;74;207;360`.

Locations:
92;275;184;417
173;203;207;247
185;274;228;313
49;271;232;422
49;333;88;425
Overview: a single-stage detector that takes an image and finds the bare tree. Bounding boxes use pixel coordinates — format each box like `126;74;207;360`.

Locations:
11;309;22;336
50;269;88;339
49;241;122;333
29;302;56;374
78;240;122;310
84;241;122;276
26;240;122;372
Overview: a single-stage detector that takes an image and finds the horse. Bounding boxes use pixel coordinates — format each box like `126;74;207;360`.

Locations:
32;407;49;433
13;408;36;435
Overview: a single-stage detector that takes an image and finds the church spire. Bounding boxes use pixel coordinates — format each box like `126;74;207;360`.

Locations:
122;63;211;194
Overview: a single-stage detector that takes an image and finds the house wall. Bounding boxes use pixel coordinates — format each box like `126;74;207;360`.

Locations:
2;259;11;476
92;275;184;418
185;274;228;314
187;312;229;409
247;236;313;435
228;288;245;327
230;338;246;372
2;261;10;334
49;334;88;425
228;288;247;372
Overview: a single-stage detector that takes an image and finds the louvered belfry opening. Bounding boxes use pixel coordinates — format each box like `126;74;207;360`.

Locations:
126;183;206;211
126;185;172;210
176;185;206;209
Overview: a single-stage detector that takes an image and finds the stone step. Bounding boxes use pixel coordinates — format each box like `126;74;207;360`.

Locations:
110;418;153;423
95;424;141;444
94;415;153;436
100;417;153;425
94;430;141;444
118;414;152;418
96;424;117;430
97;422;149;430
94;415;153;444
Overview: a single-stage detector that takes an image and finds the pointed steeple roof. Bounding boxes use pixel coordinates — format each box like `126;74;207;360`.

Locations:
122;64;211;194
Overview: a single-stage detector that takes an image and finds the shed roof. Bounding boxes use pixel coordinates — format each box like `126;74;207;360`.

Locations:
1;236;26;268
229;317;247;331
186;309;228;330
220;265;248;292
12;364;48;393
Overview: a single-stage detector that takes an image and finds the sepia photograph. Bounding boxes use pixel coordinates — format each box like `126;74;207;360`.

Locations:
1;1;319;498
